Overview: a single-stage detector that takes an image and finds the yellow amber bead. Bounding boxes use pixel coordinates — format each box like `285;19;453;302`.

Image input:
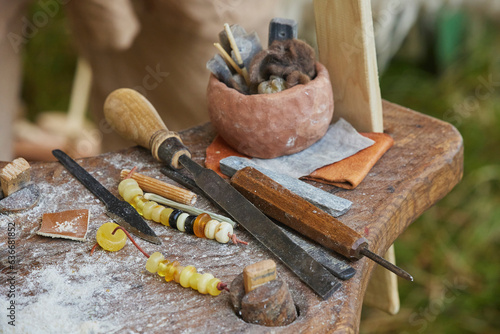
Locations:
123;185;143;203
179;266;197;288
173;265;185;283
197;273;214;294
157;259;171;277
164;261;180;282
189;272;202;291
151;205;164;223
133;196;147;215
207;278;222;296
142;201;157;220
160;208;173;226
96;222;127;252
193;213;211;238
145;252;165;273
118;179;138;197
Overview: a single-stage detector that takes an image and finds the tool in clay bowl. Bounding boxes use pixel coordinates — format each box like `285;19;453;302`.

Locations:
52;149;161;245
103;88;341;299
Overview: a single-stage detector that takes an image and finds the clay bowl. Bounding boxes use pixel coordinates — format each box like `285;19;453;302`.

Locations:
206;62;334;159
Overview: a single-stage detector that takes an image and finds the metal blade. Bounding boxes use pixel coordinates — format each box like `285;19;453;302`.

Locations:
106;204;161;245
178;155;341;299
52;149;161;244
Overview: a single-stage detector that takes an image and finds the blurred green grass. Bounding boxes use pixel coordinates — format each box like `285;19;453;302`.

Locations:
20;4;499;333
362;11;500;334
21;2;76;121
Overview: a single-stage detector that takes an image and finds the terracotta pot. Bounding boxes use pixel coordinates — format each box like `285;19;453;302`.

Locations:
206;62;334;159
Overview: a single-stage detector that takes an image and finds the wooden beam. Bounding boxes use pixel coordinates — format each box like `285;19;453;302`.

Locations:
314;0;384;133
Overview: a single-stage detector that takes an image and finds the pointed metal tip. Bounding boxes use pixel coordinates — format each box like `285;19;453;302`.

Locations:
360;247;414;282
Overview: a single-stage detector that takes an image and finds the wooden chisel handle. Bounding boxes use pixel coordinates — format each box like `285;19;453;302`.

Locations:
231;167;368;259
103;88;191;169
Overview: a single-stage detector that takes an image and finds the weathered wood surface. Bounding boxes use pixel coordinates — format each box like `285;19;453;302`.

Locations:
0;101;462;333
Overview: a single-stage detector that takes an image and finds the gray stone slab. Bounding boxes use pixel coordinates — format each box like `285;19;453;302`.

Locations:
206;53;233;85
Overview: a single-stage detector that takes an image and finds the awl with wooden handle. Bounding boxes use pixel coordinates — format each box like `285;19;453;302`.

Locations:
231;167;413;281
103;88;341;299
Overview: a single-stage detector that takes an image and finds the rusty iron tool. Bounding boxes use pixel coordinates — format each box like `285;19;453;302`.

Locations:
103;88;341;299
160;166;356;281
52;149;161;245
231;167;413;281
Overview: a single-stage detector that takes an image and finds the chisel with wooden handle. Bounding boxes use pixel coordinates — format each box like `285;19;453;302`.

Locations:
230;167;413;281
103;88;341;299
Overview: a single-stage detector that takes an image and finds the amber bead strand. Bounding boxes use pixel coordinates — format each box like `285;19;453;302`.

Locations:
118;174;246;245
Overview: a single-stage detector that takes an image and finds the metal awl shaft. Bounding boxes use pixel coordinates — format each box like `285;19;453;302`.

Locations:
360;247;413;281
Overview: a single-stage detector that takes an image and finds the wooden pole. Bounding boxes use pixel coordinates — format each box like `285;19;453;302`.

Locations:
314;0;384;133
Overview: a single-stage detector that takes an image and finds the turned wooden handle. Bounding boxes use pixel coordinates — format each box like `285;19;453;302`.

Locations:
231;167;368;259
103;88;191;169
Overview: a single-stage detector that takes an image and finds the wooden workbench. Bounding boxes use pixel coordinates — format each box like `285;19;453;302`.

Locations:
0;101;463;333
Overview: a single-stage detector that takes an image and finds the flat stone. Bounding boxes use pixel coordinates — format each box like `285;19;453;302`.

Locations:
0;183;40;213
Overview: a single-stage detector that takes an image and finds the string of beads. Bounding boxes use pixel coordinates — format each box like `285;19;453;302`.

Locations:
118;178;246;244
92;222;228;296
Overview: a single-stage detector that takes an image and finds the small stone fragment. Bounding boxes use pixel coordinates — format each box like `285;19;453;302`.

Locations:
0;184;40;213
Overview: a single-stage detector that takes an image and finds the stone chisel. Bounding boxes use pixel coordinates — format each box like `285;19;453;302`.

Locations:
103;88;341;299
52;149;162;245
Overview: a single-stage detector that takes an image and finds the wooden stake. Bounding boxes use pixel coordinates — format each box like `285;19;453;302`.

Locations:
314;0;384;132
120;169;197;205
0;158;31;196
